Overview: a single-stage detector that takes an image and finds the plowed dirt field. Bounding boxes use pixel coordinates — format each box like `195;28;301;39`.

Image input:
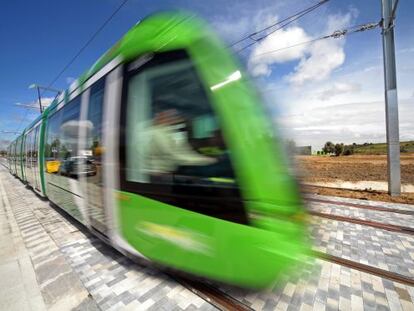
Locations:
297;154;414;184
296;153;414;204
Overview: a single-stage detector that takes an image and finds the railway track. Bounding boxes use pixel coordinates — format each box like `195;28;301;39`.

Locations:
177;278;253;311
314;251;414;287
177;197;414;309
307;197;414;215
180;250;414;311
310;210;414;235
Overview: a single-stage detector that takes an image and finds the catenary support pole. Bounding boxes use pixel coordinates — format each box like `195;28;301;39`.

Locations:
381;0;400;196
36;86;43;113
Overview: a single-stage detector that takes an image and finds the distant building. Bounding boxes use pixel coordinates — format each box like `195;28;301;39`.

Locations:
295;146;312;155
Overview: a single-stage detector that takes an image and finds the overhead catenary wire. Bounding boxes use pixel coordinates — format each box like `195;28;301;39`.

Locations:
251;21;380;58
232;0;330;53
230;0;329;46
11;0;130;138
40;0;130;97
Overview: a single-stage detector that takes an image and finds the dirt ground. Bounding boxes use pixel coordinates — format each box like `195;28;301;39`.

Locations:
296;153;414;184
302;185;414;205
295;153;414;204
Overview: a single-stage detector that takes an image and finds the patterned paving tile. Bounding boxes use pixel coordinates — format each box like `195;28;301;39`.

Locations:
217;259;414;311
309;216;414;277
1;166;216;311
0;171;97;310
60;236;216;311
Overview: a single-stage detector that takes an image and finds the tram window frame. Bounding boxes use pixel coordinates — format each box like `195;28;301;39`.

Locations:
45;96;82;179
45;107;62;168
25;129;33;184
118;50;248;224
119;50;241;199
86;77;105;163
33;124;40;189
58;96;81;163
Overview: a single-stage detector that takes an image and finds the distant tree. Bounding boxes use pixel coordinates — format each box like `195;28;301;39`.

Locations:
316;151;321;155
400;145;407;153
322;141;335;154
343;145;354;156
334;143;344;156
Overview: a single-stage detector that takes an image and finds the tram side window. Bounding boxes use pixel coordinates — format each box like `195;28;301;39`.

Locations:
17;137;21;167
33;125;39;177
125;57;236;187
33;126;38;164
59;98;81;159
45;109;62;174
25;130;32;172
25;132;30;165
58;97;81;178
87;78;105;162
27;131;33;181
22;135;26;167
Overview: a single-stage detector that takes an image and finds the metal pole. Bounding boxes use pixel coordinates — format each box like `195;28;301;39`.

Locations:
381;0;400;196
36;86;43;113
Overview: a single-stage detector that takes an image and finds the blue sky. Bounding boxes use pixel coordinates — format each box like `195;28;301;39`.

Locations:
1;0;413;150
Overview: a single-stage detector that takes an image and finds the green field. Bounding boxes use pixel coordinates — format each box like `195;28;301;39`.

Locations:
353;141;414;155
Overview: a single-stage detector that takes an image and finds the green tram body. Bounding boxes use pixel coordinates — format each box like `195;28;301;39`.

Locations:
7;12;309;288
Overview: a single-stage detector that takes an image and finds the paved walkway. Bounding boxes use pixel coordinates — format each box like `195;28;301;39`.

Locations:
310;217;414;276
0;175;47;311
0;166;215;311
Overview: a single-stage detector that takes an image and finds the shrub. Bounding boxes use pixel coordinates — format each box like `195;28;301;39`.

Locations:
334;143;344;156
322;141;335;154
343;146;354;156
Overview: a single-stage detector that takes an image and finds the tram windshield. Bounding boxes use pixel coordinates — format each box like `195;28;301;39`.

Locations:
125;56;236;187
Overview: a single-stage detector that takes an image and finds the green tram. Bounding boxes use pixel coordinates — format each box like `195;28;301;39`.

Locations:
7;12;309;288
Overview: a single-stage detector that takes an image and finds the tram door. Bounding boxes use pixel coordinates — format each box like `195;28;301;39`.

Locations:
82;78;107;234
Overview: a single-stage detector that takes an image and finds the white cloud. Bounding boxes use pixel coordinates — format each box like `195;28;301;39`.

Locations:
264;48;414;150
211;8;281;44
15;97;55;111
248;26;312;77
287;39;345;85
317;82;361;101
278;98;414;150
37;97;54;108
210;4;414;150
287;11;356;85
248;10;357;85
66;77;76;85
263;59;387;118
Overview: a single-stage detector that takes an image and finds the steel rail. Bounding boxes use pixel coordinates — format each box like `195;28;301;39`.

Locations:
314;250;414;286
307;197;414;215
310;211;414;235
176;278;253;311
